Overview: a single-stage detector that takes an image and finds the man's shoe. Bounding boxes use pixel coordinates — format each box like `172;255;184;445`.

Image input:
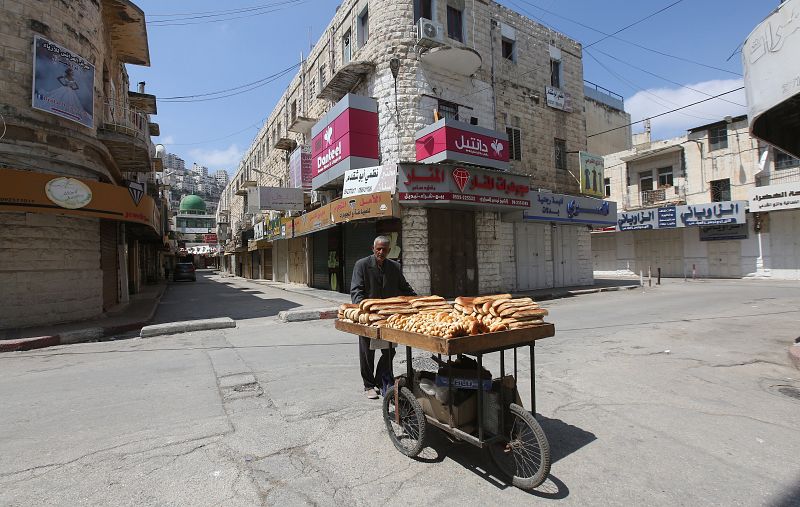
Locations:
365;388;379;400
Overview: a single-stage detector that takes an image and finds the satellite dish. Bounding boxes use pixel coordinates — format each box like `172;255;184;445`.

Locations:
154;144;166;159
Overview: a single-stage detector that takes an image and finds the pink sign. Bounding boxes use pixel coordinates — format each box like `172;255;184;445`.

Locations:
414;118;509;171
311;106;378;178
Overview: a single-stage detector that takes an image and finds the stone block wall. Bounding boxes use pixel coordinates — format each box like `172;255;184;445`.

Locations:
400;207;430;295
575;226;594;285
0;213;102;329
476;211;515;293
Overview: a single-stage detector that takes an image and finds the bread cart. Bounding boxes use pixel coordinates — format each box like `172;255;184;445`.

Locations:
335;319;555;489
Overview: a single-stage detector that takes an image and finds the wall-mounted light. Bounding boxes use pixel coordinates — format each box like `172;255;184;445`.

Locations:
389;58;400;79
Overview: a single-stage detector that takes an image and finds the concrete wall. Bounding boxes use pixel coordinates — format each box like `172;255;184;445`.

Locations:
0;213;102;328
585;96;631;157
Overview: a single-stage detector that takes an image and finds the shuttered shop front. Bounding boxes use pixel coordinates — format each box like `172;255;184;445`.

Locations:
343;221;376;293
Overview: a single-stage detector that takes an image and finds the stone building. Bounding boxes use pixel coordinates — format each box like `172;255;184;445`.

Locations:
0;0;165;329
592;114;800;280
584;80;631;157
219;0;616;296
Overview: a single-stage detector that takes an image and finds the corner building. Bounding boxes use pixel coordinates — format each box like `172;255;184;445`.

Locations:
220;0;609;296
0;0;166;328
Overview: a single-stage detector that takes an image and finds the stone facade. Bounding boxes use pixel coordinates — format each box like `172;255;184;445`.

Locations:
0;0;162;329
0;214;102;328
220;0;595;293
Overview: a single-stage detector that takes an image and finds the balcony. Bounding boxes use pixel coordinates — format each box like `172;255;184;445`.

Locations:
273;136;297;152
235;180;257;196
97;100;154;173
317;60;375;102
288;115;318;134
626;185;686;209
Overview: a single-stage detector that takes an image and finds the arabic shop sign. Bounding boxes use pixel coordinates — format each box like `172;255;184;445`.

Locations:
331;192;396;223
748;182;800;212
293;203;333;236
545;86;572;112
397;164;531;209
342;165;398;198
254;220;265;240
247;186;305;212
578;152;604;198
414;118;510;171
310;94;379;189
699;224;748;241
617;201;747;231
523;192;617;226
289;145;312;190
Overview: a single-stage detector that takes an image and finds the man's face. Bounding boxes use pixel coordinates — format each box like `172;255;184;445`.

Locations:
373;242;389;262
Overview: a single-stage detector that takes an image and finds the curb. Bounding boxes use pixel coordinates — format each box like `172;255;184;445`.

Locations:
140;317;237;338
789;344;800;370
278;307;339;323
0;335;60;352
0;284;168;353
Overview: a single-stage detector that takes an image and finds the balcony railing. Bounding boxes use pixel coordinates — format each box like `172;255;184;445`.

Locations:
756;166;800;187
101;100;149;140
626;185;686;209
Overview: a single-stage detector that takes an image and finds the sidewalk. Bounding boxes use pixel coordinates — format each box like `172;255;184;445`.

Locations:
0;282;167;352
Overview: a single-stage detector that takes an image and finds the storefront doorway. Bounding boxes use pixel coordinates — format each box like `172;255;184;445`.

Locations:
515;222;549;290
427;208;478;297
552;224;579;287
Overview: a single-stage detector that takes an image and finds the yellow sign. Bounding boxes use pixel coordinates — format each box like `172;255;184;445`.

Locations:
0;168;161;233
331;192;397;224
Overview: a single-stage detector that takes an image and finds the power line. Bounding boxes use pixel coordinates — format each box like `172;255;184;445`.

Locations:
510;0;741;76
159;63;301;101
148;2;290;18
587;87;745;138
589;48;746;108
160;117;269;147
584;0;686;48
584;49;720;123
159;65;298;103
148;0;306;27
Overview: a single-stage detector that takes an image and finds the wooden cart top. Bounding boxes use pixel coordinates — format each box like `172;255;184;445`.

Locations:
334;319;554;355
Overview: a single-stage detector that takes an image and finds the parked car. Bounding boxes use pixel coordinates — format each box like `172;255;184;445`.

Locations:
173;263;196;282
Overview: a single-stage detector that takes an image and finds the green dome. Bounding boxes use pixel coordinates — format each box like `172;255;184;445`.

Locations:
179;195;206;213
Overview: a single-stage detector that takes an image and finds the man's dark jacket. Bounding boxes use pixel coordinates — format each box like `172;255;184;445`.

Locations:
350;255;416;304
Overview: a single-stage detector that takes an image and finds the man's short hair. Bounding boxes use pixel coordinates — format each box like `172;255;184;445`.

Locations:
374;235;391;247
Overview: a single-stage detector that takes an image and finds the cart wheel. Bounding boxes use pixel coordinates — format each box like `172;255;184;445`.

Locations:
487;403;550;489
382;385;427;457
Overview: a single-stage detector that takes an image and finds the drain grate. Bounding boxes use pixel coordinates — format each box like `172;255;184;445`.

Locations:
778;386;800;401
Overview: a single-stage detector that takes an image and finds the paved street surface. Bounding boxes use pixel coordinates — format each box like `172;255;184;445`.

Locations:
1;278;799;506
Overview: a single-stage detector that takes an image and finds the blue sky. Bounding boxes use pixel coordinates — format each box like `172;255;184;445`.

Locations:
127;1;779;173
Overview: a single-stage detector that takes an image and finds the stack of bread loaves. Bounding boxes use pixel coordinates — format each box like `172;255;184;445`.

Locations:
453;293;548;330
337;295;452;327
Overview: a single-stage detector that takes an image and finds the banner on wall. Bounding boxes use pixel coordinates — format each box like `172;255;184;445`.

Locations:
32;36;95;128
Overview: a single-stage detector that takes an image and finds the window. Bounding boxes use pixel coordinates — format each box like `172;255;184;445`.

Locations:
342;29;351;64
470;117;478;125
775;149;800;170
357;8;369;47
554;138;567;170
447;5;463;42
604;178;611;197
708;125;728;151
657;167;673;188
639;172;654;191
710;178;731;202
437;99;459;121
550;59;561;89
506;127;522;161
308;77;316;98
414;0;433;23
277;121;282;137
319;64;327;92
290;100;297;123
502;37;515;61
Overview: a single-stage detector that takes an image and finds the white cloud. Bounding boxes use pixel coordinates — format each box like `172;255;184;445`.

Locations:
187;144;243;170
625;79;747;140
158;135;175;145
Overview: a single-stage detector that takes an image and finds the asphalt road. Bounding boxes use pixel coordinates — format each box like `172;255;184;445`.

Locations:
1;278;798;506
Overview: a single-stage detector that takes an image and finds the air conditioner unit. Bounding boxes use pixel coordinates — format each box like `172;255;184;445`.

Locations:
417;18;444;44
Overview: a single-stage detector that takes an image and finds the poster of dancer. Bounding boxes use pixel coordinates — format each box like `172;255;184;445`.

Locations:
31;36;94;128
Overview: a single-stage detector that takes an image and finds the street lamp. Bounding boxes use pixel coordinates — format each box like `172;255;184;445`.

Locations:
389;58;401;162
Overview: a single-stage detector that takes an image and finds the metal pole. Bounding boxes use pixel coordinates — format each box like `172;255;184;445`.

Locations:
658;267;662;285
406;346;412;385
530;344;536;414
477;354;484;442
513;348;518;380
692;263;696;280
640;270;643;287
648;265;652;287
447;355;454;427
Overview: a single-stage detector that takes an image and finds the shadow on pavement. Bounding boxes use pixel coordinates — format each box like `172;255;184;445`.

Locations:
151;271;302;323
771;479;800;507
412;415;594;498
